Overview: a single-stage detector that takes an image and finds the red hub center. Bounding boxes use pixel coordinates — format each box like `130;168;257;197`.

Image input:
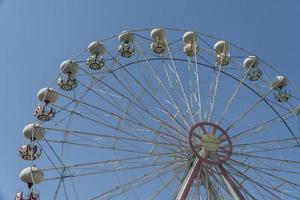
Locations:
188;122;232;165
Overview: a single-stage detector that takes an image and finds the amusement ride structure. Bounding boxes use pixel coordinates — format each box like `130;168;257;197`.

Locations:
15;28;300;200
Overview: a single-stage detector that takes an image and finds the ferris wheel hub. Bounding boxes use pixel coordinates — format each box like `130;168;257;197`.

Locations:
188;122;232;165
201;134;220;152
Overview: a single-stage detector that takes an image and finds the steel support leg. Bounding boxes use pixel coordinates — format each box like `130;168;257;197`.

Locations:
218;164;246;200
175;157;202;200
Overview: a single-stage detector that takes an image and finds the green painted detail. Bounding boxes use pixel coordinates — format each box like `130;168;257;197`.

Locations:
201;135;220;152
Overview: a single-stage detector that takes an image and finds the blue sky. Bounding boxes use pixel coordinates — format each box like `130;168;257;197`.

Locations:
1;0;300;199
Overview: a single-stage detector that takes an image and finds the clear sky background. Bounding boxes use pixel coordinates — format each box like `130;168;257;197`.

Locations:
0;0;300;199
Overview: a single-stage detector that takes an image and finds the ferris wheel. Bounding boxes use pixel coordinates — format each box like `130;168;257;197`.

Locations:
16;27;300;200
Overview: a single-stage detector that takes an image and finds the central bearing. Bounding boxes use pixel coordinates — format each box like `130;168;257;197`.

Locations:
188;122;232;165
201;134;220;152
